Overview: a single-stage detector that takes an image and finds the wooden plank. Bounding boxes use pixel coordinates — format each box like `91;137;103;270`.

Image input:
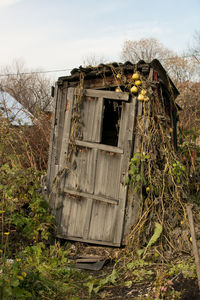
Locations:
59;87;75;169
47;85;63;187
67;197;82;237
46;83;58;188
81;96;104;142
56;234;121;247
64;188;118;205
94;150;121;199
63;148;97;194
76;257;104;263
88;201;109;241
74;140;123;154
75;88;129;101
133;101;143;153
55;87;68;166
118;102;127;148
94;97;104;142
122;98;143;243
82;198;93;239
114;99;137;244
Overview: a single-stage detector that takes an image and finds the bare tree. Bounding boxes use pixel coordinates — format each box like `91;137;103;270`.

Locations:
188;30;200;58
121;38;173;64
0;60;53;115
82;53;108;67
166;55;197;83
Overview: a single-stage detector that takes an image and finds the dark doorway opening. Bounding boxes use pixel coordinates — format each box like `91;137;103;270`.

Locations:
101;99;122;147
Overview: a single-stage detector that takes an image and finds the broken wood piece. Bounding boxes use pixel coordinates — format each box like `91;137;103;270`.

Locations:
76;255;104;263
74;258;109;271
186;205;200;291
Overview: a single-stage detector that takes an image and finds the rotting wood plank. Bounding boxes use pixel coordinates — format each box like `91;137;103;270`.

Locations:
74;140;123;154
94;150;121;199
88;201;113;241
56;234;121;247
59;87;75;169
133;101;143;153
81;96;104;142
55;87;68;167
115;99;137;244
82;149;98;239
63;148;97;194
123;99;144;243
82;198;93;239
75;88;129;101
47;85;63;186
47;83;58;187
63;188;118;205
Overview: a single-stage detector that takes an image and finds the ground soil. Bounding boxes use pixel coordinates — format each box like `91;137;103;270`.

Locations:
63;240;200;299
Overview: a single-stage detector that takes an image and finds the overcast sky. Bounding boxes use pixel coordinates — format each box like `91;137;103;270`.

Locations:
0;0;199;79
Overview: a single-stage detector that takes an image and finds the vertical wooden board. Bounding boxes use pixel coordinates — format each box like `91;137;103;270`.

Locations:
87;201;108;241
118;102;128;148
102;203;118;241
60;196;90;238
59;87;75;169
47;84;59;187
94;151;121;199
47;85;58;188
63;148;97;194
122;99;143;244
82;198;93;239
133;101;143;153
88;201;117;242
55;87;68;166
54;87;63;164
81;96;103;142
66;198;79;237
58;194;72;234
47;87;64;186
70;197;91;238
115;99;138;244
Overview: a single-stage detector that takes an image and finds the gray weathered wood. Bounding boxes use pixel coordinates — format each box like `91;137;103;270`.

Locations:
75;88;129;101
74;140;123;154
59;87;75;169
81;96;104;142
46;83;58;187
55;87;68;166
56;234;121;247
133;100;143;153
64;188;118;205
63;148;97;194
115;98;137;244
50;87;136;246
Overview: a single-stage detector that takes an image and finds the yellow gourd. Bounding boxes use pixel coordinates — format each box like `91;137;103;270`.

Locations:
132;72;140;80
115;87;122;92
144;96;149;102
141;89;147;95
135;80;142;86
130;86;138;94
137;94;144;101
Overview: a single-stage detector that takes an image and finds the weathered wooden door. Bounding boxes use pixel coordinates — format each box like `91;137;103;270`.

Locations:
55;87;136;246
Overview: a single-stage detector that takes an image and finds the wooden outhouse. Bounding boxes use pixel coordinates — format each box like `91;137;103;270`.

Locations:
46;60;179;246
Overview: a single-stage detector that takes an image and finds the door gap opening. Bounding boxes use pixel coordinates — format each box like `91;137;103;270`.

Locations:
101;99;122;147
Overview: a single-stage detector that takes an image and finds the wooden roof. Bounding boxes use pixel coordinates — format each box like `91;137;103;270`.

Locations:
57;59;179;100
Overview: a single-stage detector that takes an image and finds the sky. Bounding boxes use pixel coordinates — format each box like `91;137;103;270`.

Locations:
0;0;199;79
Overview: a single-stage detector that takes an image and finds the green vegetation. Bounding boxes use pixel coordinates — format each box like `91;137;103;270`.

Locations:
0;57;200;298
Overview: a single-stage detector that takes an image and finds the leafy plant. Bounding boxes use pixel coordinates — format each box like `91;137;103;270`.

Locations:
84;268;118;295
125;152;149;190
